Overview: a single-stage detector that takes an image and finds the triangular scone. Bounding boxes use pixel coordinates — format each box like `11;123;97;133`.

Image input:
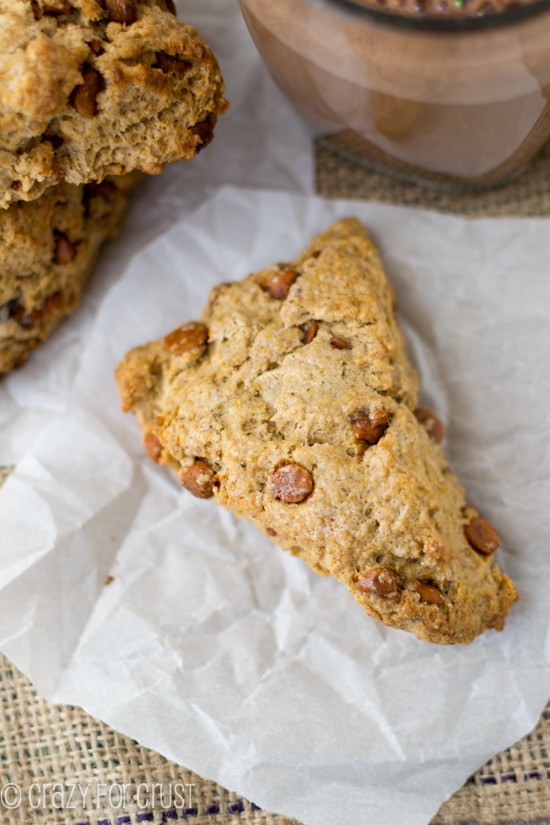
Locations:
116;219;518;644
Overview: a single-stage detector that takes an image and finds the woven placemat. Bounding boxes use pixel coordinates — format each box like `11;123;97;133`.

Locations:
2;142;550;824
315;138;550;217
0;577;548;825
0;629;548;825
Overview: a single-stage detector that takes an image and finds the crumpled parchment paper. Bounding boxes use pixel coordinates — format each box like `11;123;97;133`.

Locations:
1;1;549;822
1;182;549;825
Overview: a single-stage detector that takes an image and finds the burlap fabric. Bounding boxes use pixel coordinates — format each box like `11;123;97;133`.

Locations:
315;138;550;217
1;143;550;824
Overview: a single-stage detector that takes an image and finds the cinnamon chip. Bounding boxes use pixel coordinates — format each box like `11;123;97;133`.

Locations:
164;322;208;355
71;67;104;118
465;517;500;555
303;319;318;344
351;409;389;445
104;0;137;24
410;580;445;605
54;233;76;265
181;459;216;499
415;408;445;444
329;337;351;349
144;432;163;463
271;463;313;503
356;568;399;597
266;269;299;300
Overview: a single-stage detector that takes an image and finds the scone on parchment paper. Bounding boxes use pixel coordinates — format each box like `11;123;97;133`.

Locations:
116;219;518;644
0;0;228;208
0;173;138;374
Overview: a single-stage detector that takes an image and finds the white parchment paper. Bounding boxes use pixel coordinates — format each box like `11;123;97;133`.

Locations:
1;186;549;825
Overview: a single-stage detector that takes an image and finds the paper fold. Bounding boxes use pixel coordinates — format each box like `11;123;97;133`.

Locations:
1;186;549;825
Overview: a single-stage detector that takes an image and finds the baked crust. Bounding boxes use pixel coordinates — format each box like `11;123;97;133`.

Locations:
115;218;518;644
0;0;228;208
0;172;138;373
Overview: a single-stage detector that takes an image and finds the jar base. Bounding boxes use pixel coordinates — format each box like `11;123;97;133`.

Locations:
317;132;531;194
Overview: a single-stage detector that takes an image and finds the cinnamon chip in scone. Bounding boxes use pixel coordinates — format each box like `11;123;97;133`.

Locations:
115;218;518;644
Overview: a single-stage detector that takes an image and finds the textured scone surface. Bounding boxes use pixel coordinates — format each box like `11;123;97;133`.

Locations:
116;218;518;644
0;0;228;208
0;173;136;373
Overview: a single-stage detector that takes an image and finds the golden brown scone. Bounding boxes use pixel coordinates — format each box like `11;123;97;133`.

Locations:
115;218;518;644
0;0;228;208
0;173;138;373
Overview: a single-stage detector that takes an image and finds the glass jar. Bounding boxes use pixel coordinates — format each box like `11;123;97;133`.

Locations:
239;0;550;191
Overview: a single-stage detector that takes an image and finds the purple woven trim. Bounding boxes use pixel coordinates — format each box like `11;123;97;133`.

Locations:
70;770;550;825
227;801;246;814
205;804;220;815
70;800;263;824
466;769;550;786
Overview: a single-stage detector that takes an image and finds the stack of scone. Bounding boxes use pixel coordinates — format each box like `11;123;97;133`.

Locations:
0;0;228;373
